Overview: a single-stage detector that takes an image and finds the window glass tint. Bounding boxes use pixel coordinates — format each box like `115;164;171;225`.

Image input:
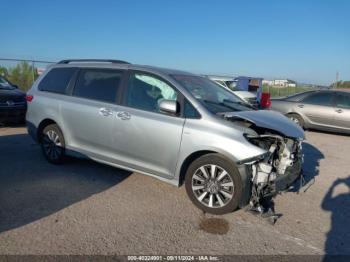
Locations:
172;75;250;114
184;99;200;118
336;93;350;109
126;73;178;113
0;77;14;90
38;67;76;94
73;69;123;103
302;92;334;106
285;91;315;101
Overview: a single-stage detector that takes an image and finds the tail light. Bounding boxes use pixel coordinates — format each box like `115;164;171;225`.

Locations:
26;95;33;102
260;92;271;109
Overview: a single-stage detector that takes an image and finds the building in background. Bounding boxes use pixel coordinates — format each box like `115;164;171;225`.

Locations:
36;68;46;75
262;80;274;86
204;75;263;93
263;79;297;88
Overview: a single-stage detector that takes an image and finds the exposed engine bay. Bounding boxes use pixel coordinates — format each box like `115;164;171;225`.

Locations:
220;112;305;221
245;133;303;211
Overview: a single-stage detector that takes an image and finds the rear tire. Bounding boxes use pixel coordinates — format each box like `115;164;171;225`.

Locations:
287;113;304;129
41;124;65;164
185;153;243;215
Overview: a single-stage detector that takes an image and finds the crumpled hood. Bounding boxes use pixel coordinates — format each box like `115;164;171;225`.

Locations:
221;110;305;139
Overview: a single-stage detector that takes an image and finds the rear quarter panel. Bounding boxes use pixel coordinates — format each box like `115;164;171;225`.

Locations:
270;100;295;115
26;88;64;140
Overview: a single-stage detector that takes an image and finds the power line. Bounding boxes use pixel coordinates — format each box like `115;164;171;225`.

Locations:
0;58;55;64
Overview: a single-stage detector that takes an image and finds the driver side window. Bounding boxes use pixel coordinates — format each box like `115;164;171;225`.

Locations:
302;92;334;106
125;73;177;113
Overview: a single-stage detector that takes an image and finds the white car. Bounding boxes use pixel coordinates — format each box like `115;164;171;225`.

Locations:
204;75;260;107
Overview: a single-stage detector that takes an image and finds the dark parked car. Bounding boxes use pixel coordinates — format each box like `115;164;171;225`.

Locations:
270;90;350;134
0;77;27;124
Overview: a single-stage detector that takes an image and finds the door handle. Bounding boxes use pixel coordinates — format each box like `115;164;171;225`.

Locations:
297;104;304;108
116;111;131;120
335;109;343;113
99;107;113;117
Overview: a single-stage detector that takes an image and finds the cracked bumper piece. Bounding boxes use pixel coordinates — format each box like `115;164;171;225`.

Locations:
273;158;302;193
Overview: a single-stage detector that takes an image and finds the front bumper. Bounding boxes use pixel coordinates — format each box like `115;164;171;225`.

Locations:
237;156;303;207
0;104;27;123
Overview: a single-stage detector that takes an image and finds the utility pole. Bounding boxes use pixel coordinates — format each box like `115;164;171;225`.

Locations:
31;60;35;85
335;71;339;89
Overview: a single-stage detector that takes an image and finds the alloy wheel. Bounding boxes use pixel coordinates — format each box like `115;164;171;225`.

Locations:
42;129;62;160
191;164;234;208
289;116;300;125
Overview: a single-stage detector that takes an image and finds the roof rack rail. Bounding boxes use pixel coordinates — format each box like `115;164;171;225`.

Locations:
57;59;130;64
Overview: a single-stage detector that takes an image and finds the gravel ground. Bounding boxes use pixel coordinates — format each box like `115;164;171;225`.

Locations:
0;126;349;255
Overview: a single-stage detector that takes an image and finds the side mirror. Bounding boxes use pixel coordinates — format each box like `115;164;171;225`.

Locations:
159;99;178;115
13;85;19;89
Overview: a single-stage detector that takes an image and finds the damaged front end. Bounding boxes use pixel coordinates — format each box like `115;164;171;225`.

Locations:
220;110;305;213
243;133;303;212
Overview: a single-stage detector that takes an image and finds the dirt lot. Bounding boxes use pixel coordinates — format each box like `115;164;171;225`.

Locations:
0;126;349;255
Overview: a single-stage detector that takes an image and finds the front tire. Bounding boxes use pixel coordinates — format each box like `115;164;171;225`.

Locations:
185;154;243;215
287;113;305;129
41;124;65;164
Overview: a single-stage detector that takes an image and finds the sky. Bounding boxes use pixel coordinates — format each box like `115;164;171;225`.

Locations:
1;0;349;85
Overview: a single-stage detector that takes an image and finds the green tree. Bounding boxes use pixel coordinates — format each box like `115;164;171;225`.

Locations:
339;81;350;88
0;66;9;78
7;62;39;91
330;81;350;88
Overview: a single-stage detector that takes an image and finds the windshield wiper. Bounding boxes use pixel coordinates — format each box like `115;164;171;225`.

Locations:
203;100;238;111
222;99;256;109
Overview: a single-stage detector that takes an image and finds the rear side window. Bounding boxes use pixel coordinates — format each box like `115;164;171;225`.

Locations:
285;91;315;101
336;93;350;109
302;92;334;106
38;67;76;94
73;69;123;103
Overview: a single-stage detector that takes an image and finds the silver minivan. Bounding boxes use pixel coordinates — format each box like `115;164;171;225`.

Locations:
26;59;305;214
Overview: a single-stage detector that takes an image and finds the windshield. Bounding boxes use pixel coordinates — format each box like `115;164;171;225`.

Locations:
172;75;253;113
0;77;15;90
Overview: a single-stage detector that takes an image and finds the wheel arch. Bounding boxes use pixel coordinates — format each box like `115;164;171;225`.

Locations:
178;150;217;186
37;118;58;142
286;112;306;128
286;112;302;117
177;144;248;186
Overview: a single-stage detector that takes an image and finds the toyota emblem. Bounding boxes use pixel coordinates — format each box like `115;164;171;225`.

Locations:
6;100;15;106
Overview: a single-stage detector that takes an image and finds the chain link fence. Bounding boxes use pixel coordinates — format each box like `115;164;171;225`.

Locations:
0;58;55;91
262;85;320;97
1;58;332;96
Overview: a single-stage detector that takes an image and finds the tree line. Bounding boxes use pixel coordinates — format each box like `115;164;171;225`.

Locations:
0;61;39;92
331;81;350;89
1;61;349;91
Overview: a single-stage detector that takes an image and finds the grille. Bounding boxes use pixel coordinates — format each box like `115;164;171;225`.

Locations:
0;107;26;120
0;95;25;103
